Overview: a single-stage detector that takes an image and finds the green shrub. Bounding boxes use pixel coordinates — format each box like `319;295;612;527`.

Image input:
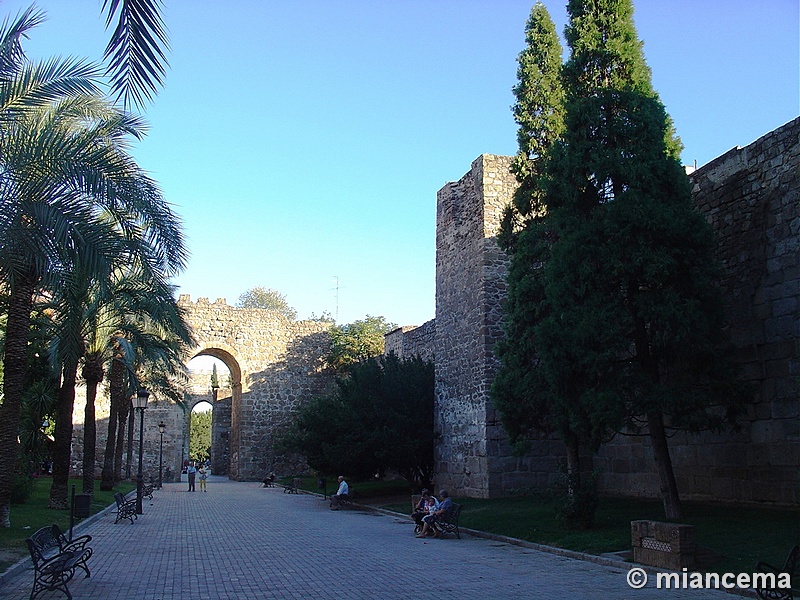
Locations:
11;472;36;504
555;470;599;530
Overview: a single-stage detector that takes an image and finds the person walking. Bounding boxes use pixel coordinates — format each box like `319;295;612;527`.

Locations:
187;461;197;492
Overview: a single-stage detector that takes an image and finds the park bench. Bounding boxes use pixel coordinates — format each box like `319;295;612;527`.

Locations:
432;503;462;539
113;492;137;524
283;477;302;493
26;524;92;600
330;487;354;509
756;544;799;600
141;482;155;500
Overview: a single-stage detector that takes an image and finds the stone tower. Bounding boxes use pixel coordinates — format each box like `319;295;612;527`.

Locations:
434;154;561;498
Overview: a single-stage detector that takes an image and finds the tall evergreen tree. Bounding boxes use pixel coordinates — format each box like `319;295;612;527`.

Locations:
493;3;607;526
499;2;565;250
494;0;746;521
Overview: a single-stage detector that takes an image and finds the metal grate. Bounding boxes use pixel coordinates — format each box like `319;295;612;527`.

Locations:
641;537;673;553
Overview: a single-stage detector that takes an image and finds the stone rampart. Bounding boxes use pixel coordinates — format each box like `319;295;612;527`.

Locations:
433;154;562;498
69;296;333;484
384;320;436;362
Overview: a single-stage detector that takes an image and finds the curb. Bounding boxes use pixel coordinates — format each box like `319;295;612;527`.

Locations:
344;499;758;599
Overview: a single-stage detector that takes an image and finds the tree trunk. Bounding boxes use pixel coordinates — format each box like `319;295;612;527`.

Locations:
81;360;104;497
565;437;581;497
648;410;682;520
0;274;36;527
48;356;79;509
115;400;129;484
100;357;124;490
124;405;134;481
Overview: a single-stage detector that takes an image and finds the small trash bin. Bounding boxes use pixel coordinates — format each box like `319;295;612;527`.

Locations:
73;493;91;518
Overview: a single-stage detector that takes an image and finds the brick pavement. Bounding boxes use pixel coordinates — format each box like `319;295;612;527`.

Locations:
0;477;744;599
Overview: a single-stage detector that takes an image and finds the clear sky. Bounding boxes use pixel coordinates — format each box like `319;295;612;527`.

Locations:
3;0;798;327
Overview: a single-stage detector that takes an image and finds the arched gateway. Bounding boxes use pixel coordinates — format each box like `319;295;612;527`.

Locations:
177;296;333;481
70;297;333;485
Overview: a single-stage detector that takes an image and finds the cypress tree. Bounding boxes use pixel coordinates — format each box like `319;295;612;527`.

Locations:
499;2;565;251
545;0;744;520
493;0;747;521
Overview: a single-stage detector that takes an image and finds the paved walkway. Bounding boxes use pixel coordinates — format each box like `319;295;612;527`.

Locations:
1;477;745;599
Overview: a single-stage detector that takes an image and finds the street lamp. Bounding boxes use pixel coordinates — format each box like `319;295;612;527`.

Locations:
132;388;150;515
158;421;166;489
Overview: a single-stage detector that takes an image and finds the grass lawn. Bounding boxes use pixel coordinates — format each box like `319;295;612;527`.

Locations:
0;477;134;572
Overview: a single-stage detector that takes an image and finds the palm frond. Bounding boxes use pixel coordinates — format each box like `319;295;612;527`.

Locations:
102;0;170;111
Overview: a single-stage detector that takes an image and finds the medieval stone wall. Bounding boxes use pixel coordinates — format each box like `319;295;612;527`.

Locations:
178;296;333;481
384;320;436;362
396;118;798;505
433;154;562;498
69;296;333;484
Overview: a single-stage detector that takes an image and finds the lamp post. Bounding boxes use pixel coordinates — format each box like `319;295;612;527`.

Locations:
132;388;149;515
158;421;166;489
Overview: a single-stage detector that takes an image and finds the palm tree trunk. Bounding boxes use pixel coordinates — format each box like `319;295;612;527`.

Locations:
100;357;124;490
115;398;130;484
49;356;79;509
81;361;103;497
0;274;36;527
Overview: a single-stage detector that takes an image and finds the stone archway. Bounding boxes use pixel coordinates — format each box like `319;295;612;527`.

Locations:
178;296;333;481
186;345;242;477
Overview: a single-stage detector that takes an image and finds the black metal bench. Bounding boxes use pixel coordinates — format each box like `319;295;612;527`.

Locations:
756;544;799;600
141;482;155;500
113;492;137;524
432;503;462;539
26;524;92;600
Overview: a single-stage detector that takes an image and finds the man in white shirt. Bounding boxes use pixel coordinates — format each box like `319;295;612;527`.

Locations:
330;475;349;509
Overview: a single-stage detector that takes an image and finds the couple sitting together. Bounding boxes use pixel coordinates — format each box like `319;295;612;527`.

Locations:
412;489;452;538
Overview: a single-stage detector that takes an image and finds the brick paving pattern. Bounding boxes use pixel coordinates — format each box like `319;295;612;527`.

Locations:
1;477;739;599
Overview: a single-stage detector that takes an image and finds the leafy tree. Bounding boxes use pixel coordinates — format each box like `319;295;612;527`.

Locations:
237;286;297;321
326;315;396;372
280;355;434;488
189;408;212;463
493;2;605;526
494;0;748;522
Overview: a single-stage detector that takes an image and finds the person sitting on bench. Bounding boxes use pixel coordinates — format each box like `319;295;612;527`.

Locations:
330;475;349;509
416;489;452;538
262;472;275;487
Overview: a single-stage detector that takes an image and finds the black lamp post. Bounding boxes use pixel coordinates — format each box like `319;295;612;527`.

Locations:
158;421;166;489
132;388;149;515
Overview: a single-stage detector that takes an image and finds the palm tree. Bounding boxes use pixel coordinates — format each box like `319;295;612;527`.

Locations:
0;15;186;526
93;265;194;491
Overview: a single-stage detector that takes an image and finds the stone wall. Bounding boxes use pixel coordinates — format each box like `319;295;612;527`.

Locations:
178;296;333;481
69;296;333;484
433;154;562;498
403;117;798;505
384;320;436;362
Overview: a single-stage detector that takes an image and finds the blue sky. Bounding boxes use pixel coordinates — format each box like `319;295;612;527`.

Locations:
4;0;798;327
